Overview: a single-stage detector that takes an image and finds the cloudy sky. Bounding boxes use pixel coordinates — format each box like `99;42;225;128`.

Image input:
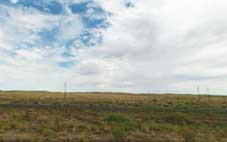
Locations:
0;0;227;94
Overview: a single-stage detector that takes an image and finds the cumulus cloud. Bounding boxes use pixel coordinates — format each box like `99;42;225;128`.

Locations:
0;0;227;95
74;0;227;94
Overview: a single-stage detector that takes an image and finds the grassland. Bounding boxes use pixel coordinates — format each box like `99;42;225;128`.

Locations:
0;91;227;142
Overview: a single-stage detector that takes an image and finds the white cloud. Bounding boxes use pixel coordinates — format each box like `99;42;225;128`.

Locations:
70;0;227;94
1;0;227;95
9;9;59;31
10;0;18;4
57;15;83;40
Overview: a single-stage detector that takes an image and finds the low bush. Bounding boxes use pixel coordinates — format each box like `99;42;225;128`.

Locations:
104;113;139;141
104;113;138;131
162;113;192;125
183;130;196;142
9;120;18;129
105;113;130;124
112;128;126;141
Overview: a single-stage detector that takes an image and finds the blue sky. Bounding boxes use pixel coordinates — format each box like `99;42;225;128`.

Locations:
0;0;111;68
1;0;227;95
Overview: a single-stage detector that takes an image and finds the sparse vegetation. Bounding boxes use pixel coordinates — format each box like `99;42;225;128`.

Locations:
0;91;226;141
183;130;196;142
111;128;126;141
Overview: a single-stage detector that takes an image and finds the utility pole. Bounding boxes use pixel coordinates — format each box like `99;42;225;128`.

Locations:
207;88;210;103
225;95;227;104
197;86;200;102
63;81;68;117
64;81;67;100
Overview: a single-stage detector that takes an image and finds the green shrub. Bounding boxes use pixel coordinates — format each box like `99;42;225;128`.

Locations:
153;99;158;102
9;120;18;129
163;113;192;125
36;125;56;137
105;113;130;124
105;113;138;141
0;121;7;129
183;130;196;142
104;113;138;131
78;124;89;131
112;128;126;141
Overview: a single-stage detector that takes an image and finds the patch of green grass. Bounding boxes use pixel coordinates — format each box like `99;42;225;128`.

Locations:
0;121;8;129
105;113;130;124
9;120;18;129
36;125;56;138
183;130;196;142
104;113;138;131
161;113;193;125
112;128;126;141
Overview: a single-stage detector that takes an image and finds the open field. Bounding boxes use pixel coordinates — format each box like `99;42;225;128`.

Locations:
0;91;227;142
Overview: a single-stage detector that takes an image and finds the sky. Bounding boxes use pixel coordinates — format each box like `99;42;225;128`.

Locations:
0;0;227;95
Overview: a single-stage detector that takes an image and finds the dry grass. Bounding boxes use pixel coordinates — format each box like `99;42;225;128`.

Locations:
0;91;227;142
